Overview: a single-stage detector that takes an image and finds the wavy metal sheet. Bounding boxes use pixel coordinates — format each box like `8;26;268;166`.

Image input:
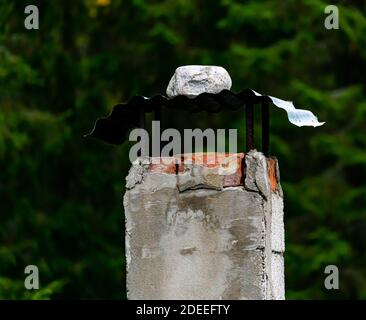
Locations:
86;89;324;145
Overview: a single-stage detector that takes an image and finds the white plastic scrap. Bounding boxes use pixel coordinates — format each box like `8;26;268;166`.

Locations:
252;90;325;127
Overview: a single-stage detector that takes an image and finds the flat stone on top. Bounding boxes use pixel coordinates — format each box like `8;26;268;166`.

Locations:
166;65;232;98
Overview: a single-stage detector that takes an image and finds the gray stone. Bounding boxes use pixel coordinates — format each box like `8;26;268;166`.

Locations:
166;65;232;98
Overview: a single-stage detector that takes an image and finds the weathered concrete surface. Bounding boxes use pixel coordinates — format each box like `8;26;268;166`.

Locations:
124;151;285;300
166;65;232;98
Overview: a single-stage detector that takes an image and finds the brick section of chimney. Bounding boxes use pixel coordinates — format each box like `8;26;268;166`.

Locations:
148;152;277;191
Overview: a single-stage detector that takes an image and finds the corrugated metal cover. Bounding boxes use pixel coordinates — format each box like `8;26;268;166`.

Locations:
86;89;324;145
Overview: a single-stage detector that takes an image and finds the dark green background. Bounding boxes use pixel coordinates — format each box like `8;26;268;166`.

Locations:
0;0;365;299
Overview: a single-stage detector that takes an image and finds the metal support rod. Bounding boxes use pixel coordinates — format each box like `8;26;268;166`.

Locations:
246;102;254;152
153;106;162;156
138;106;145;157
138;106;145;129
154;105;162;123
261;99;270;157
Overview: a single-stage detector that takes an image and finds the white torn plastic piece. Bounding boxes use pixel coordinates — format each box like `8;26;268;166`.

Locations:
252;90;325;127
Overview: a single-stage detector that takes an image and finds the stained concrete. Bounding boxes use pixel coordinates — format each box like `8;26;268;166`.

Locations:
124;150;285;300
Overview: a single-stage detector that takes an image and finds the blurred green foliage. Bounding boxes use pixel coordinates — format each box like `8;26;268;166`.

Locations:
0;0;365;299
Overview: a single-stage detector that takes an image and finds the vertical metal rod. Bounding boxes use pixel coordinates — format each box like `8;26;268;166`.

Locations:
261;99;270;157
246;102;254;152
154;106;162;156
138;106;146;157
138;106;145;129
154;105;162;123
